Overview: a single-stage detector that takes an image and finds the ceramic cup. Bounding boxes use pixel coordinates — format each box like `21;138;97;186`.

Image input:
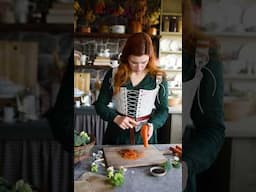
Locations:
3;107;15;123
75;100;80;107
110;60;119;67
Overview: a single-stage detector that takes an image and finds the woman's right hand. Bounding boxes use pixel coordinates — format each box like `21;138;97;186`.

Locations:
113;115;137;130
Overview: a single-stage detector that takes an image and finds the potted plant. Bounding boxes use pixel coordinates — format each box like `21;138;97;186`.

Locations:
125;0;147;33
74;130;95;164
74;0;96;33
145;8;160;35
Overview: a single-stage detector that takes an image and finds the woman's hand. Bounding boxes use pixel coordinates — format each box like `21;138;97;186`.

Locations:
113;115;137;130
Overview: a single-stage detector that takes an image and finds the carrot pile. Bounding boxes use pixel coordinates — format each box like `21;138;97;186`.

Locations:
119;149;143;160
140;124;149;148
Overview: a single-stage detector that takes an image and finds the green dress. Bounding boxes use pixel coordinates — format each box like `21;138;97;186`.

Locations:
182;47;225;192
95;69;169;145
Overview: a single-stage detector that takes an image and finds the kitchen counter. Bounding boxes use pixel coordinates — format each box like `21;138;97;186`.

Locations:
74;144;182;192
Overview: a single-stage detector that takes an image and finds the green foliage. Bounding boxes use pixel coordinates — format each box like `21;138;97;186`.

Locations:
161;160;171;172
91;163;98;173
74;131;90;147
0;178;32;192
172;160;181;168
107;167;125;187
14;180;33;192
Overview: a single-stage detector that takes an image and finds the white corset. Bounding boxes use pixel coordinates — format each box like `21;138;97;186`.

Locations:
112;86;159;118
111;68;162;119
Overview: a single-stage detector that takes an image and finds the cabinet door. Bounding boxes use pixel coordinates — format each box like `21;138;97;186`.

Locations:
230;139;256;192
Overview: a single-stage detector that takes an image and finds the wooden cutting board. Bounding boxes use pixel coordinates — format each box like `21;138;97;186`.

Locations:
0;41;38;88
103;145;167;169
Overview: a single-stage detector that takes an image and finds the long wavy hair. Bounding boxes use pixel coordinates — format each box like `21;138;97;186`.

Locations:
113;32;165;95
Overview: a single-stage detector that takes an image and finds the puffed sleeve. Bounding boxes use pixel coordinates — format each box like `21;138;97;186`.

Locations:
94;69;118;122
148;77;169;129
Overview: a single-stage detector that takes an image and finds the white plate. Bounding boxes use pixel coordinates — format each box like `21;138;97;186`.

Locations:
239;43;256;61
243;5;256;29
160;39;171;51
176;56;182;69
169;40;179;51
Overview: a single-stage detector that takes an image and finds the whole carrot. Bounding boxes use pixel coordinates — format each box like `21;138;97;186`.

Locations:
140;124;149;148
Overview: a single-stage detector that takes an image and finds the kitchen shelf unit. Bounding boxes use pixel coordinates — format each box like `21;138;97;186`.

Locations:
159;0;182;98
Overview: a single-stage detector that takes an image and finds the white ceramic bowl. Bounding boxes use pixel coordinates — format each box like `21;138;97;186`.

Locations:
110;25;126;34
150;166;167;177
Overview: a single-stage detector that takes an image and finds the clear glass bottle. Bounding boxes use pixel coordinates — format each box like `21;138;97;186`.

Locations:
170;16;177;32
163;16;170;32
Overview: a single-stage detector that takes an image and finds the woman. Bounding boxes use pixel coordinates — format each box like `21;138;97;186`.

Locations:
182;0;225;191
95;32;169;145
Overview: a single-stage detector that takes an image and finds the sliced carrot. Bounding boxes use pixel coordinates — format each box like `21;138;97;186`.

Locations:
119;149;143;160
140;124;149;148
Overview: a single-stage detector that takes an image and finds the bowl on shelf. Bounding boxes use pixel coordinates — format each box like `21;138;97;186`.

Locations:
224;96;254;121
168;96;181;106
110;25;126;34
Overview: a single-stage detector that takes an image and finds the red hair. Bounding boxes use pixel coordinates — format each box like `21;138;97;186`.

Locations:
113;32;165;95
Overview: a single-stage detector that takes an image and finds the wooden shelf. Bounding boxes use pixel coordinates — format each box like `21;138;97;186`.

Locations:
160;32;182;36
75;32;131;39
75;65;111;70
224;74;256;80
205;31;256;38
0;24;73;32
162;12;182;16
75;32;161;39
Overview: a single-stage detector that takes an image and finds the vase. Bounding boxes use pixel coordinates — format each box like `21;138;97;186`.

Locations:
80;26;91;33
146;27;157;36
128;20;142;33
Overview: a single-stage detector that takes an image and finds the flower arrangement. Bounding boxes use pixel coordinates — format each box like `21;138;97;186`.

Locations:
145;8;161;27
73;0;96;29
0;178;33;192
74;0;161;32
74;130;95;163
74;130;91;147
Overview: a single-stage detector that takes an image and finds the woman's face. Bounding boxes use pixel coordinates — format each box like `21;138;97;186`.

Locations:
128;55;149;73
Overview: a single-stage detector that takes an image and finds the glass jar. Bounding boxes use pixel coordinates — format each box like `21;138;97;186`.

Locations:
170;16;177;32
163;16;170;32
177;17;182;32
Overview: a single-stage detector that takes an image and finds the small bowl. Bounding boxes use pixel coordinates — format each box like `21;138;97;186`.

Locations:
150;166;167;177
